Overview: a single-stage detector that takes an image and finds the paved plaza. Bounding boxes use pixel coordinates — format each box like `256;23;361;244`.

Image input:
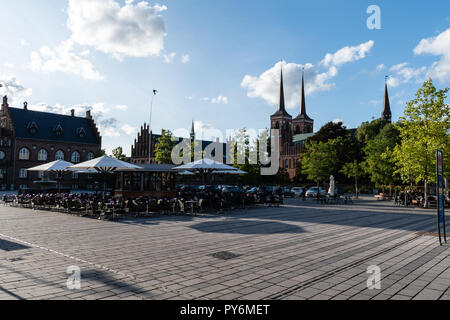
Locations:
0;196;449;300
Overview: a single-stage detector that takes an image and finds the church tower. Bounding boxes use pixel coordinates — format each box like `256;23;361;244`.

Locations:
270;68;292;154
382;80;392;123
190;120;195;141
292;70;314;134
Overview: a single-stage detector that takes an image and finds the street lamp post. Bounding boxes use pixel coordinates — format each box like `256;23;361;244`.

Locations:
149;90;158;164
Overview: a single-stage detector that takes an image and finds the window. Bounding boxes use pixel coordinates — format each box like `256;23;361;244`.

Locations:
0;151;5;160
87;152;95;161
72;172;79;180
54;124;63;136
72;184;79;190
38;149;48;161
77;127;86;138
285;159;289;169
19;148;30;160
71;151;80;163
38;171;44;179
27;121;38;134
0;169;6;179
55;150;65;161
19;168;27;179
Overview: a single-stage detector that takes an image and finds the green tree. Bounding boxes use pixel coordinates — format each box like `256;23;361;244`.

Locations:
302;137;347;185
362;123;401;193
307;121;349;144
356;118;389;145
341;160;364;199
155;130;177;164
392;79;450;207
112;147;128;161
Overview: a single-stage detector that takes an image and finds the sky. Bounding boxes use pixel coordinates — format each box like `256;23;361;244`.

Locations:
0;0;450;155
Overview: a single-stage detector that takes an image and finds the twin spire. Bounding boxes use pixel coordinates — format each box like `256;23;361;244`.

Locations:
274;66;310;120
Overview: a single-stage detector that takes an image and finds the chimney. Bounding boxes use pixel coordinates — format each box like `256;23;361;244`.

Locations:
1;95;8;110
24;101;28;111
70;109;75;117
86;110;92;119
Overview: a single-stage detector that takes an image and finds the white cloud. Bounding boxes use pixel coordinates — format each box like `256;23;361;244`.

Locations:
163;52;176;64
241;41;374;109
114;104;129;111
185;96;193;100
4;63;14;69
242;61;333;108
67;0;168;60
211;96;228;104
200;97;210;101
181;54;190;64
387;62;426;87
376;64;385;72
29;40;104;81
0;75;33;106
321;41;374;67
20;39;29;47
121;124;137;135
414;28;450;82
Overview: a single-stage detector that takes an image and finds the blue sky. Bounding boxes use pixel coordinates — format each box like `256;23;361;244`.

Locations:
0;0;449;155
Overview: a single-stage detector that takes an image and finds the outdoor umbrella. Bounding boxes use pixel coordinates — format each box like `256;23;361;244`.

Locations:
213;169;248;175
173;158;239;173
178;170;196;176
27;160;75;192
173;158;239;184
69;156;141;193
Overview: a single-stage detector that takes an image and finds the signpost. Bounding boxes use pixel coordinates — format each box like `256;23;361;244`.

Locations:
436;150;447;245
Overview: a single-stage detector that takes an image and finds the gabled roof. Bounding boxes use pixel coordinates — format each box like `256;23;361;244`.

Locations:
8;107;100;145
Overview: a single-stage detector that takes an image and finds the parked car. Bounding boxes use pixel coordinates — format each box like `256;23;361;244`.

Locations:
306;187;327;198
282;187;294;197
291;187;305;198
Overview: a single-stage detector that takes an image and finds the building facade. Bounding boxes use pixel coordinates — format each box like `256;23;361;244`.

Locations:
0;96;102;191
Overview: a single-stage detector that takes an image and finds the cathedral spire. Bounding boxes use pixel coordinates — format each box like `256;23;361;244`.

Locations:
271;66;291;117
190;120;195;141
294;69;312;121
300;69;307;116
279;68;286;113
382;77;392;123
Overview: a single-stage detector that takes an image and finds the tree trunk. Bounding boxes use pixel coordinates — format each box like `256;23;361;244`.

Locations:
355;177;358;199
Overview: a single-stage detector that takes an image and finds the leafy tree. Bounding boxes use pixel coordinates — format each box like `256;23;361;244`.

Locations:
307;121;349;143
356;118;389;145
302;137;348;185
363;123;401;192
341;160;364;198
96;149;106;157
155;130;177;164
112;147;128;161
293;158;307;184
392;79;450;207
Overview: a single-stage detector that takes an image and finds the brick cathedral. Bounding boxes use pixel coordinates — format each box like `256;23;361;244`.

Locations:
270;69;393;180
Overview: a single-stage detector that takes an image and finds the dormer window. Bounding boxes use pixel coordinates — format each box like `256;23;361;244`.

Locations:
54;124;63;137
27;121;38;135
76;127;86;138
